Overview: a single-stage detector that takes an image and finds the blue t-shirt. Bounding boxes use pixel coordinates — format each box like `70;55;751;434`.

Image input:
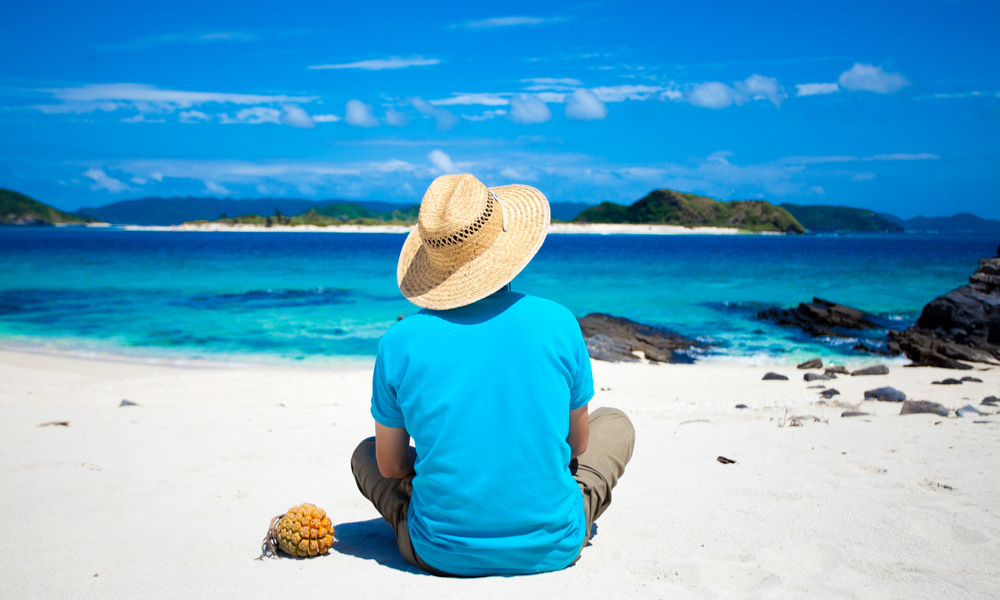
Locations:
370;291;594;576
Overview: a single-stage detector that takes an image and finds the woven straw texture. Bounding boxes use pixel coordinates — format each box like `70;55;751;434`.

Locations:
397;175;550;310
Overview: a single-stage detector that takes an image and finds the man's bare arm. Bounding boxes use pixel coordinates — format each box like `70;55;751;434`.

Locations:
568;405;589;459
375;421;415;479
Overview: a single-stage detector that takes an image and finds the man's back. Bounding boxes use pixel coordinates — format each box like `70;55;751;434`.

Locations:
371;291;594;575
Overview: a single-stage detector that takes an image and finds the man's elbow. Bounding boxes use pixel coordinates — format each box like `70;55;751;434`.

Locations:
571;437;588;458
377;460;406;479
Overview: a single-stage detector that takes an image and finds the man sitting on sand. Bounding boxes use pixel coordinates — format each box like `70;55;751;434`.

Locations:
351;174;635;576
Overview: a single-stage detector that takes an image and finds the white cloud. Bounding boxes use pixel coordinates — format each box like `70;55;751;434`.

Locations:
83;168;131;193
384;108;409;127
795;83;840;96
219;107;282;125
429;93;510;106
499;166;538;181
344;100;379;128
279;105;315;129
591;85;665;102
522;78;582;91
683;75;785;109
508;94;552;124
428;149;460;174
780;153;939;164
838;63;909;94
130;176;147;185
39;83;318;114
308;56;440;70
150;172;163;182
461;109;507;122
461;17;546;28
534;92;568;103
522;78;583;87
565;89;608;121
684;82;738;109
204;181;231;195
409;98;459;131
734;75;785;107
35;102;119;114
852;172;876;181
179;110;212;123
862;153;938;161
120;114;165;123
313;114;341;122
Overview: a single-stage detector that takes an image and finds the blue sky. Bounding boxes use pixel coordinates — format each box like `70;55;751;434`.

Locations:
1;0;998;218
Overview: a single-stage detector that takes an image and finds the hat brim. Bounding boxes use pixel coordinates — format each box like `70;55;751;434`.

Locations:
397;184;550;310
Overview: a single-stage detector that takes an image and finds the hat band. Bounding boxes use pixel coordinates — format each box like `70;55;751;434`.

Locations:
422;193;501;249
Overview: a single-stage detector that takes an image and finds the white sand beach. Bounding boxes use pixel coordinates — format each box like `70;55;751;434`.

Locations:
1;350;998;599
124;223;748;235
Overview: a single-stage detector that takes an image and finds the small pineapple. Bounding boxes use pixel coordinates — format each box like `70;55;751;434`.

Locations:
275;504;335;557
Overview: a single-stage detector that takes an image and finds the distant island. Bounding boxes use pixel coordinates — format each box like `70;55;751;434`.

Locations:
779;204;903;232
3;185;998;233
186;203;420;227
72;195;590;226
1;188;93;226
574;189;805;233
880;212;1000;233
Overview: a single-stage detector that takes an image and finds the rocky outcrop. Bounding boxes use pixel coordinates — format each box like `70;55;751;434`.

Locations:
758;298;882;338
864;387;906;402
887;253;1000;369
797;358;823;369
900;400;949;417
578;313;707;364
851;365;889;376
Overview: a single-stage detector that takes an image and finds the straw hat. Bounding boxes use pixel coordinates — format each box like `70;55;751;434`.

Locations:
397;174;550;310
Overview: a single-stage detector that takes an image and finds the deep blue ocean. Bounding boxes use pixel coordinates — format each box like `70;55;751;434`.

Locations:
1;228;996;366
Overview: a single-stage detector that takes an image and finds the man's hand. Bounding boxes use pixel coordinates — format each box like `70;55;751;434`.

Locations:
568;405;589;459
375;421;415;479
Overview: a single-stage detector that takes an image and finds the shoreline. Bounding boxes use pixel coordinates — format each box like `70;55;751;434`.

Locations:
0;340;911;371
119;222;754;235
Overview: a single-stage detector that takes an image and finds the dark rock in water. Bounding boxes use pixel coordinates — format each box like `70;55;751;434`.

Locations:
956;404;983;417
864;387;906;402
578;314;708;364
842;411;870;417
735;404;748;409
825;366;849;375
851;365;889;376
961;376;983;382
797;358;823;370
900;400;949;416
982;396;999;406
887;256;1000;369
804;372;833;381
932;378;963;385
763;372;789;381
120;399;138;406
758;298;883;338
820;389;841;399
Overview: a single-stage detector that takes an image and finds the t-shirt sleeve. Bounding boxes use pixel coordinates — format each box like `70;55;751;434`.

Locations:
569;323;595;410
370;343;405;428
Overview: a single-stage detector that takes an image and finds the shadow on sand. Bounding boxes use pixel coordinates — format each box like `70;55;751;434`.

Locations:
332;519;424;574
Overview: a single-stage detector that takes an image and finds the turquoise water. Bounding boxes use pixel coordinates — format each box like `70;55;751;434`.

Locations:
0;228;996;366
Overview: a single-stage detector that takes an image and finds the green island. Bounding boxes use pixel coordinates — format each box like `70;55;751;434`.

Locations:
573;189;805;233
185;203;420;227
1;188;93;226
779;203;903;232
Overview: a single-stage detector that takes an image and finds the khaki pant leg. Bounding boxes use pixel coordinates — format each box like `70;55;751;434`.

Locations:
573;407;636;544
350;437;452;577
